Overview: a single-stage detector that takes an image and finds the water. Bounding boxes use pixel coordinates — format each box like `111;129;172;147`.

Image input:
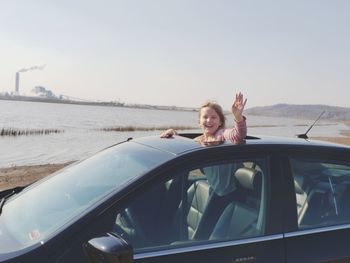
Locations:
0;100;347;168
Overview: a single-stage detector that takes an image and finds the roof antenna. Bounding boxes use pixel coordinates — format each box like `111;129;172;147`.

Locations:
296;110;325;139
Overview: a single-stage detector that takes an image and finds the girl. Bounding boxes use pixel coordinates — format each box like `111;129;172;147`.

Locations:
161;92;247;143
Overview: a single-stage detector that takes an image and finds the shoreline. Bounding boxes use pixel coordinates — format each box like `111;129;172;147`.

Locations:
1;135;350;191
0;96;196;112
0;162;74;191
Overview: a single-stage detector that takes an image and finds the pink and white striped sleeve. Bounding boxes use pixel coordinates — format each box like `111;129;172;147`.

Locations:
223;117;247;143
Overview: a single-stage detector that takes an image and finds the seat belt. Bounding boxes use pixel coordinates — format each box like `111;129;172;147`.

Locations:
180;173;188;240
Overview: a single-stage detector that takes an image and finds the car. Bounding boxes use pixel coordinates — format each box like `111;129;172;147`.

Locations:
1;133;350;263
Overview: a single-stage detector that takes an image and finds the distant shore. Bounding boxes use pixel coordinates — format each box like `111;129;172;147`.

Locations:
0;95;196;112
1;134;350;191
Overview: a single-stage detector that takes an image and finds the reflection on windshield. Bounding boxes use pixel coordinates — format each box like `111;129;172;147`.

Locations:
0;141;171;253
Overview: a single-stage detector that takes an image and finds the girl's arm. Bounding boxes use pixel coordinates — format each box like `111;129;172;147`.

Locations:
223;92;247;143
223;117;247;143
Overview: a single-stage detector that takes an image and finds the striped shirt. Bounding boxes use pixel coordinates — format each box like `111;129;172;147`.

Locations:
194;117;247;144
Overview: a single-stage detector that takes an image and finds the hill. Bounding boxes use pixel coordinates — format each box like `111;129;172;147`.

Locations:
245;104;350;121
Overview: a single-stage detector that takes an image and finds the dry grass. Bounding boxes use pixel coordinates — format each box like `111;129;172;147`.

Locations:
1;128;63;136
310;127;350;146
340;130;350;137
311;136;350;146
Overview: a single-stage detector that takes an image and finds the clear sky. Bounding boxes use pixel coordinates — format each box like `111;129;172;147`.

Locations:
1;0;349;110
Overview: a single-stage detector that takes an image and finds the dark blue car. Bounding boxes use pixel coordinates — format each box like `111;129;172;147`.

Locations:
1;134;350;262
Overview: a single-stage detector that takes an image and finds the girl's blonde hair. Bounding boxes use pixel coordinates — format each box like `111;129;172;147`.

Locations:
199;101;226;129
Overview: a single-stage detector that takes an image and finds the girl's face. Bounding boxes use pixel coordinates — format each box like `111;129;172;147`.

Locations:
199;107;222;136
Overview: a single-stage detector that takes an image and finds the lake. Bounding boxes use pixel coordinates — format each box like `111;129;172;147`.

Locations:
0;99;347;167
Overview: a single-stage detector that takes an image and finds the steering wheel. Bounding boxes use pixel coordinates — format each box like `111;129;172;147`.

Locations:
114;209;147;247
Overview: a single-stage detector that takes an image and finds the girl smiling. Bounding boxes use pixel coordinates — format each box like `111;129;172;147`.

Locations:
161;92;247;144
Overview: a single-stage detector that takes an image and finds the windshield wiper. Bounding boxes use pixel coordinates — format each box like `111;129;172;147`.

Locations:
0;186;25;215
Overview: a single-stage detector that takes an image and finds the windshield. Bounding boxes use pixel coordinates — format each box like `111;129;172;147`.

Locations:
0;141;172;253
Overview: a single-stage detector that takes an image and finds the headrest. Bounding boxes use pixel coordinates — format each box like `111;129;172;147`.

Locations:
234;167;261;191
202;164;237;196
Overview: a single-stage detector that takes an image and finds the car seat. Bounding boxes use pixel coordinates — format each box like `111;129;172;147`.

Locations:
210;167;262;240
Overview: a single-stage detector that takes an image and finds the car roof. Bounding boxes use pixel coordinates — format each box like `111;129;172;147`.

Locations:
131;133;350;155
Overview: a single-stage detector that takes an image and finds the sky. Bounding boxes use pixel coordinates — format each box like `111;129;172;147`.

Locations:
0;0;350;110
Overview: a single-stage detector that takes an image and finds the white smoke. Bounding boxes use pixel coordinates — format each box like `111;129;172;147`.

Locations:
17;64;46;73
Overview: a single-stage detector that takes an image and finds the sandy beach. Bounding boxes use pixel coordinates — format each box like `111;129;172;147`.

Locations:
0;162;74;191
1;133;350;191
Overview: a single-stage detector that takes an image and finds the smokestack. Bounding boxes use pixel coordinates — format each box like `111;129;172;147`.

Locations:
15;72;20;94
15;64;46;95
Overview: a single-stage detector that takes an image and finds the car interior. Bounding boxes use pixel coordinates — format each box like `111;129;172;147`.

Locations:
209;166;263;240
161;164;265;248
293;160;350;229
113;159;266;252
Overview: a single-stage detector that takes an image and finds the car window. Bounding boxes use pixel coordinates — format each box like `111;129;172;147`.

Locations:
290;158;350;230
112;157;268;253
0;142;172;253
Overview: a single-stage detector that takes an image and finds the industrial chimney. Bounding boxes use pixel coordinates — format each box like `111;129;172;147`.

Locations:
14;64;46;95
15;72;20;95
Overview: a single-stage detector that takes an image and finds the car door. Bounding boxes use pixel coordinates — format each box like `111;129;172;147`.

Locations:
283;147;350;263
84;146;286;263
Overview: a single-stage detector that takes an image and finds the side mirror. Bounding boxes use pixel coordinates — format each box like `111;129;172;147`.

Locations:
83;232;133;263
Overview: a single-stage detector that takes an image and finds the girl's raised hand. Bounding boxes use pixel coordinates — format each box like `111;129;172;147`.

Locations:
231;92;247;122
